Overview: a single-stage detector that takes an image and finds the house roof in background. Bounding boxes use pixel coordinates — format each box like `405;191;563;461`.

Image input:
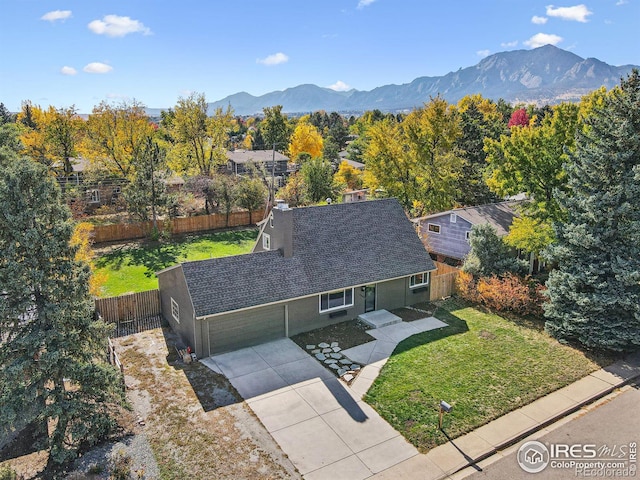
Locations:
180;198;435;317
226;149;290;164
414;201;520;236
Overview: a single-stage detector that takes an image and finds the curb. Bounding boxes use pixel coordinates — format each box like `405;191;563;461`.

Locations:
440;368;640;479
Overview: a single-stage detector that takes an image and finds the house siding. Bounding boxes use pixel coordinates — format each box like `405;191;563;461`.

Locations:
197;275;431;356
421;214;473;261
204;304;286;356
157;267;198;353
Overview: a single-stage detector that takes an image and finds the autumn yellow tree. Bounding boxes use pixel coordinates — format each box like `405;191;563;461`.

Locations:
17;101;49;166
80;100;154;178
70;222;106;296
365;98;464;215
333;160;363;190
166;92;234;176
17;103;84;174
288;120;323;160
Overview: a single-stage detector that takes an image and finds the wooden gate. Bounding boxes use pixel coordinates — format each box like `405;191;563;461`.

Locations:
430;262;460;301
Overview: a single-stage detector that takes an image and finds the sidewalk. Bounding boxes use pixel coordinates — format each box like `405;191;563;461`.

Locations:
367;351;640;480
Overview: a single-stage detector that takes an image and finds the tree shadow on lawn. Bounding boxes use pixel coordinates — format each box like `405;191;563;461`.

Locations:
95;241;187;279
392;304;470;356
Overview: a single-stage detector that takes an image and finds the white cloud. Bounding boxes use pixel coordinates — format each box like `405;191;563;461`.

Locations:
60;66;77;76
501;40;519;48
327;80;351;91
83;62;113;74
477;49;491;58
41;10;72;22
357;0;375;8
257;52;289;66
546;4;593;22
616;0;627;5
532;15;548;24
88;15;152;37
524;33;563;48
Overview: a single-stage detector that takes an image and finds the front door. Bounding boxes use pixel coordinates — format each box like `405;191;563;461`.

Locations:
364;284;376;313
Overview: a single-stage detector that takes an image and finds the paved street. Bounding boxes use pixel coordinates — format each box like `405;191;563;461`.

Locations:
461;382;640;480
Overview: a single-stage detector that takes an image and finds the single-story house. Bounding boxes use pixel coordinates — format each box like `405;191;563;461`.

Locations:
157;198;436;357
413;202;520;266
226;149;289;177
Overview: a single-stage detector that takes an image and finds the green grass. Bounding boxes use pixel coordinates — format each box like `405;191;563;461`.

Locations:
95;229;258;297
365;298;615;452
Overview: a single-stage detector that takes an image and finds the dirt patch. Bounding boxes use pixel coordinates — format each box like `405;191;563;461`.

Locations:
291;319;374;351
391;303;439;322
112;328;300;479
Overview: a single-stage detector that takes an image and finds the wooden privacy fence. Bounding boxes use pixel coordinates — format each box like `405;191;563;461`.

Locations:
92;209;264;244
430;261;460;301
95;289;161;323
96;290;163;337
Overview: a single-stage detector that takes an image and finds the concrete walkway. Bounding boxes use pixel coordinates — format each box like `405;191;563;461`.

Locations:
202;318;448;479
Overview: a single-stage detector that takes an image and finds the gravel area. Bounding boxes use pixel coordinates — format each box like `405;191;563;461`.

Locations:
70;434;159;479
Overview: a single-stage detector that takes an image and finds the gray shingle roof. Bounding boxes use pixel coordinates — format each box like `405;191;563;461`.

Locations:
415;202;519;236
226;149;289;164
181;198;435;317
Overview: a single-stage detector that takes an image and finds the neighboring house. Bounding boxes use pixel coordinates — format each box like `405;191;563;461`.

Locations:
413;202;519;266
56;157;127;212
157;198;436;357
342;188;369;203
226;149;290;178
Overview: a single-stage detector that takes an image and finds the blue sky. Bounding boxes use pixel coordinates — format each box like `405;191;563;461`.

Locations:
2;1;638;113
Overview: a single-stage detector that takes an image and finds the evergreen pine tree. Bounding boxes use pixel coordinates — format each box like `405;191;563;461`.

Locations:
544;70;640;352
0;158;125;471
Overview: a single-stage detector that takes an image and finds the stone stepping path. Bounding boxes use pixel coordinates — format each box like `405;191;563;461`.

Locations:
304;343;361;382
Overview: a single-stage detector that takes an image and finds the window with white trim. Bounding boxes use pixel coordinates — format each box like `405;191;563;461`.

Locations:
410;272;430;288
263;233;271;250
269;213;274;228
465;231;472;241
427;223;441;234
88;189;100;203
171;297;180;323
450;213;457;223
319;288;354;313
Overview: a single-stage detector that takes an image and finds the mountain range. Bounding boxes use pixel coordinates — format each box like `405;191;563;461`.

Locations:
204;45;637;116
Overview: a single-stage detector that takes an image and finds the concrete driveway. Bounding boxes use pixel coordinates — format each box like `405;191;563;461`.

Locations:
201;338;416;479
201;317;448;479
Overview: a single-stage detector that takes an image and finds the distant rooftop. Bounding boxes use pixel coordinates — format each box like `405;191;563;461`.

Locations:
227;149;289;164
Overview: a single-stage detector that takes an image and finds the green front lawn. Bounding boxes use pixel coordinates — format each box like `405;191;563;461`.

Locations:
95;229;258;297
365;299;614;452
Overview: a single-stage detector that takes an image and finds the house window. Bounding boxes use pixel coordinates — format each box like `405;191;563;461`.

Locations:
450;213;457;223
269;213;274;229
427;223;441;234
263;233;271;250
410;272;430;288
319;288;354;313
88;189;100;203
171;297;180;323
465;231;472;241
